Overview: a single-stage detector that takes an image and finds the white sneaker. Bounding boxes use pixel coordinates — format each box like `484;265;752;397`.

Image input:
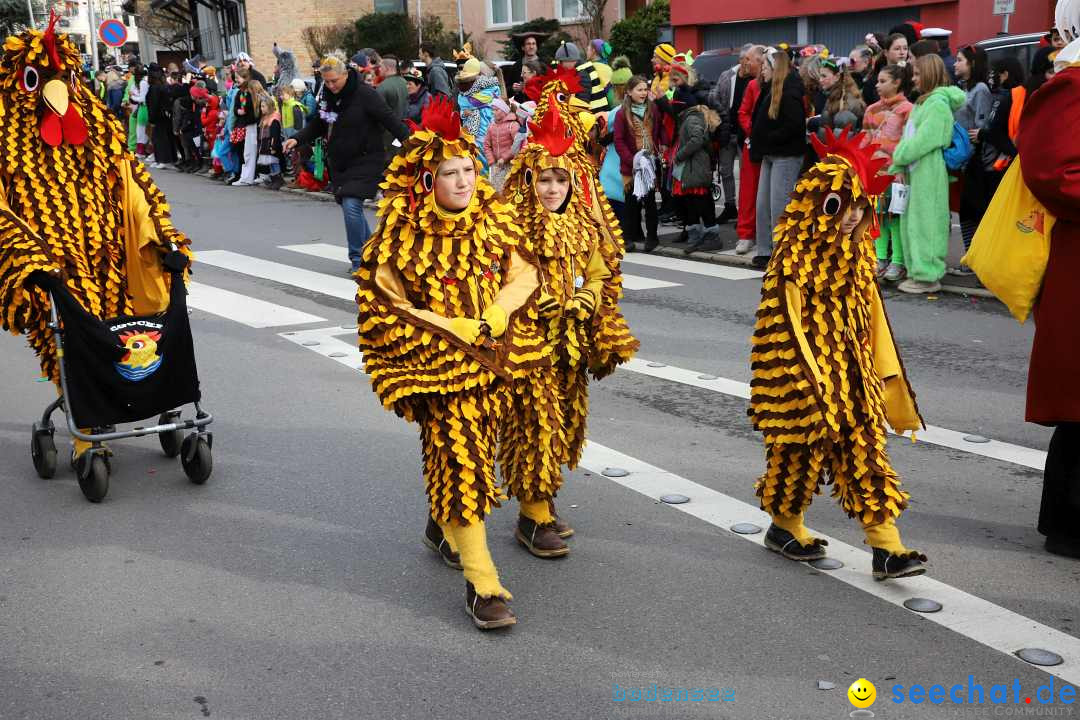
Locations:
735;239;754;255
896;278;941;294
883;263;906;283
230;179;254;187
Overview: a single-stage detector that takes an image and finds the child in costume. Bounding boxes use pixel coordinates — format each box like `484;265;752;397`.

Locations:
355;96;548;630
497;77;639;558
747;128;927;581
0;16;192;461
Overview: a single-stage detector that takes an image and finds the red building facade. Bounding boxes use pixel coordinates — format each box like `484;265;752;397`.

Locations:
672;0;1055;55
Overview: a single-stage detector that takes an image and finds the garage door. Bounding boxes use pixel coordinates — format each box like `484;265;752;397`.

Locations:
809;8;922;55
703;18;800;51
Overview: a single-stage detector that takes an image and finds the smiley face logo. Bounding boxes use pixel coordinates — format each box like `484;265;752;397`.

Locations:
848;678;876;709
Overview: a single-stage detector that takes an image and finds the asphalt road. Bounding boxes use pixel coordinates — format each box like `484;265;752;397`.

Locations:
0;171;1076;720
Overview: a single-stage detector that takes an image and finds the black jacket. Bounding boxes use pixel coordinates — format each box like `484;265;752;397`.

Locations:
292;68;411;201
145;83;171;125
750;73;807;162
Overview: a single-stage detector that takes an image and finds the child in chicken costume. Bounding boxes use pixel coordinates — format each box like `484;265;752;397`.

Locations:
497;79;638;558
0;16;191;459
355;96;548;630
748;129;927;581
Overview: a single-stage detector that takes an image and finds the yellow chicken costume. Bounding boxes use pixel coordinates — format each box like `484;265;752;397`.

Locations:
0;16;191;456
748;129;927;581
498;94;638;557
355;96;547;629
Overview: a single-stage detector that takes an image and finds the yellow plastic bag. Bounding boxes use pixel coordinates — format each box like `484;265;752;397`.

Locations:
962;158;1054;324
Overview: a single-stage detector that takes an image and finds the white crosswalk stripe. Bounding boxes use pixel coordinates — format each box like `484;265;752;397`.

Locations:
187;282;326;328
278;243;683;291
197;250;358;301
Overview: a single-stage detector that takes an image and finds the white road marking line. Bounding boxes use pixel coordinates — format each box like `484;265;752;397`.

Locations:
187;282;326;328
198;250;356;301
279;243;683;291
623;358;1048;471
579;442;1080;685
278;326;363;371
277;322;1077;680
621;253;763;280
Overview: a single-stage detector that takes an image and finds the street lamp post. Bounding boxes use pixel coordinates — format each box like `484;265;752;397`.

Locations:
86;0;100;71
26;0;36;29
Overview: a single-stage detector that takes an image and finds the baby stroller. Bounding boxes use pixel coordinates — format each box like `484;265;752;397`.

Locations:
27;251;213;502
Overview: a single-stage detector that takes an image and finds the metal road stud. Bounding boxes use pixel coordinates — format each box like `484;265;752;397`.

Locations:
1015;648;1063;667
730;522;763;534
660;494;690;504
646;362;666;368
963;434;991;444
302;340;319;346
810;558;844;570
697;374;719;380
903;598;943;613
601;467;629;478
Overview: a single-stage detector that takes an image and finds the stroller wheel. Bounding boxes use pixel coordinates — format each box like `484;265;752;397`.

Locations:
31;423;57;479
181;433;213;485
77;454;110;503
158;412;183;458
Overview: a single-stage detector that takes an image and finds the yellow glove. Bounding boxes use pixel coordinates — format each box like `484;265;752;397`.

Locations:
537;292;562;319
448;317;483;345
480;304;507;338
565;288;596;321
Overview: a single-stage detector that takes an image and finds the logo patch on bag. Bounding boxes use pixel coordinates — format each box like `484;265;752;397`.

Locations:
114;326;164;381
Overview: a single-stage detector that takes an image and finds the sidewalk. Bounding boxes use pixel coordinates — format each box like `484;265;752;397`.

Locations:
181;166;996;300
646;219;995;300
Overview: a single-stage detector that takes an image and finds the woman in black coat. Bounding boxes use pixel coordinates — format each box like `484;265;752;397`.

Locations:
145;70;177;166
285;56;410;272
750;49;807;266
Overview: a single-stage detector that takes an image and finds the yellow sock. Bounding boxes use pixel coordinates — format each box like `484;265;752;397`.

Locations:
437;520;459;553
863;517;910;555
520;498;554;525
772;513;818;547
448;520;511;600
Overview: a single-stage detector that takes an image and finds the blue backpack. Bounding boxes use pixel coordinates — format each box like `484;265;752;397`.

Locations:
944;122;974;171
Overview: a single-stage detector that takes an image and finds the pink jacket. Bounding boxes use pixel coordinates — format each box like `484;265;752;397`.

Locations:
863;94;914;161
484;108;520;166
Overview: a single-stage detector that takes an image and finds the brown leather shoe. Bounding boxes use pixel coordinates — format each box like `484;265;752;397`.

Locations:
465;582;516;630
515;515;570;558
551;512;575;539
423;518;463;570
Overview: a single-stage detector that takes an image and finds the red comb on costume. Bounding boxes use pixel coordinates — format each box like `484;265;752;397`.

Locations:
543;64;584;97
527;94;574;157
811;127;893;197
43;9;63;71
524;73;548;102
411;94;461;140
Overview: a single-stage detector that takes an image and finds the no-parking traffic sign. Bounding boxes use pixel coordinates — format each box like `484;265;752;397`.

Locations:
98;19;128;48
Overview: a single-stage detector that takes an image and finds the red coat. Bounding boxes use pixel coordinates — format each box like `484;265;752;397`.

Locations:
1016;67;1080;424
201;95;221;141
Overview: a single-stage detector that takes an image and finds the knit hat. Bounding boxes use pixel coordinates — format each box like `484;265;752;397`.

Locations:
590;39;611;61
290;78;307;93
190;86;210;101
456;57;487;81
610;66;632;86
235;52;253;65
653;43;676;64
555;41;583;62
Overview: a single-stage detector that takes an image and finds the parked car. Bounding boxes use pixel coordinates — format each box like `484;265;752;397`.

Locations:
976;32;1047;75
692;48;740;87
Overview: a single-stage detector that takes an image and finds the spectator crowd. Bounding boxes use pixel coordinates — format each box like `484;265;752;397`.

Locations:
97;20;1066;293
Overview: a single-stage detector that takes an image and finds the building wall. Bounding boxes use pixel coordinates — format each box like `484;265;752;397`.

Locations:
672;0;1054;55
245;0;463;75
459;0;623;60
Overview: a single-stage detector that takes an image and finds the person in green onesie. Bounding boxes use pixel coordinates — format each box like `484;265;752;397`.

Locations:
889;53;965;295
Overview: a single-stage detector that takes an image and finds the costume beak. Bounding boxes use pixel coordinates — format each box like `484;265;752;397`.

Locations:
42;79;70;117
